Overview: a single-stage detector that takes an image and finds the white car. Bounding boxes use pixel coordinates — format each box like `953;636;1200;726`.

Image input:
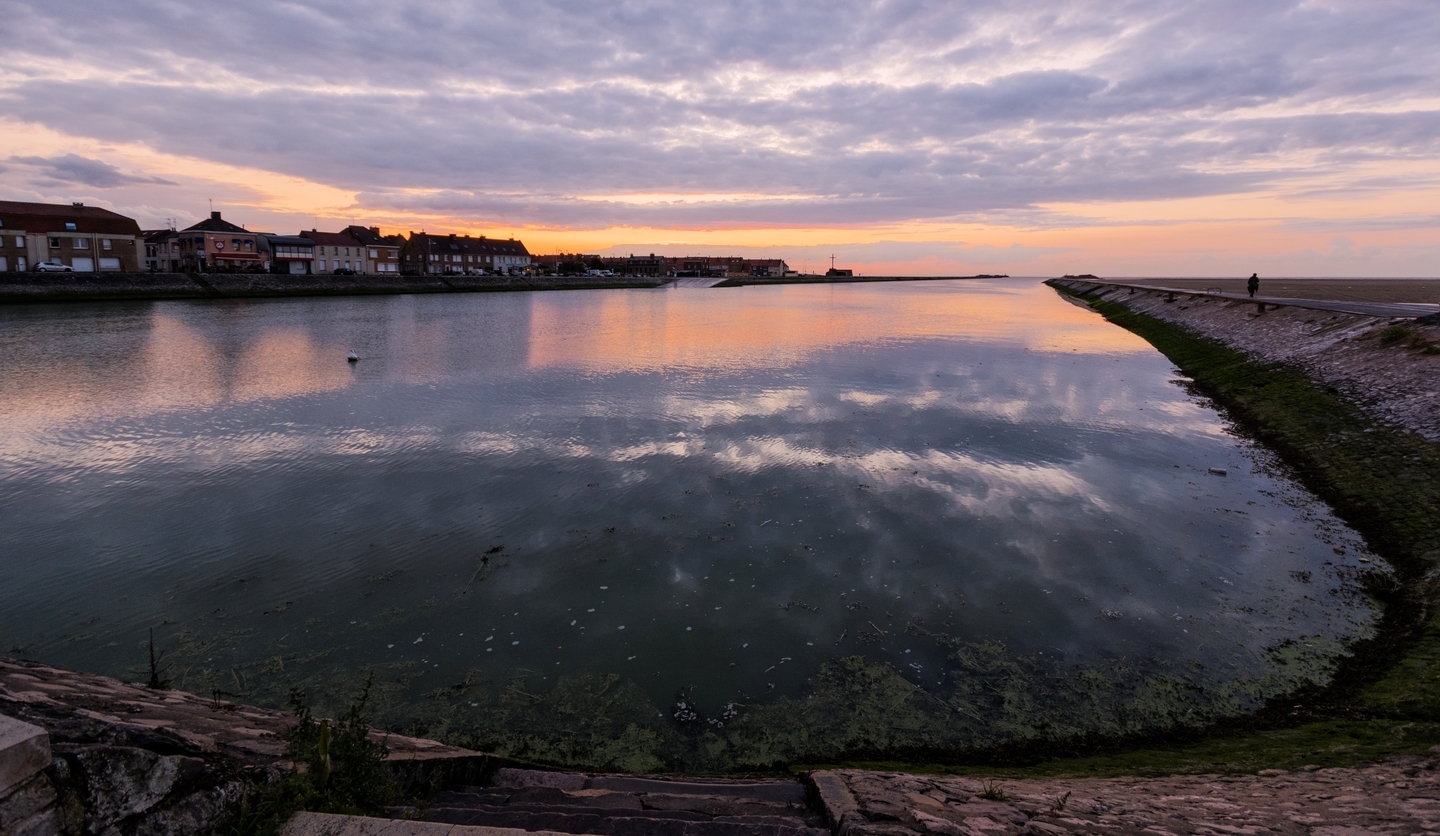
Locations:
34;261;73;272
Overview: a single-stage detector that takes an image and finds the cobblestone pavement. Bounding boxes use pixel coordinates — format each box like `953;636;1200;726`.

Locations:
812;756;1440;836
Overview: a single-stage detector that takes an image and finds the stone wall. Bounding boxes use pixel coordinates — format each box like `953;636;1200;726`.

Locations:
1051;279;1440;441
0;273;666;304
1;714;57;836
0;659;506;836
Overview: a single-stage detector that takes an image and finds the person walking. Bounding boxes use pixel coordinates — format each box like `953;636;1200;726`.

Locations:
1247;273;1259;298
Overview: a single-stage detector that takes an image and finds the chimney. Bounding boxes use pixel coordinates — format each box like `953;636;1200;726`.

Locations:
72;202;85;208
211;211;222;221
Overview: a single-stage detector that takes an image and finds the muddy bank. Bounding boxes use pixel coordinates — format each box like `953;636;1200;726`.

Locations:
0;272;665;304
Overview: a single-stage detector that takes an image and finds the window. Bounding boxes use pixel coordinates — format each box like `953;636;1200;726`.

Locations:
14;237;22;247
319;260;327;271
65;222;76;231
369;249;378;259
74;238;89;249
0;257;6;271
102;239;113;251
49;237;60;248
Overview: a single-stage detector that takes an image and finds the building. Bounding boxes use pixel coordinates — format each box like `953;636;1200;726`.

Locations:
744;259;789;277
0;200;143;273
258;234;315;274
143;229;180;272
344;226;403;275
623;254;667;276
303;229;366;274
401;232;532;276
533;253;601;274
176;212;263;272
659;256;791;277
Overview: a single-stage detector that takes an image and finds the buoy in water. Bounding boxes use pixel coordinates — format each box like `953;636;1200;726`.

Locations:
347;351;358;362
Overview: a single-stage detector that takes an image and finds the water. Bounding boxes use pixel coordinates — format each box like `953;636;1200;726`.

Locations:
0;279;1380;769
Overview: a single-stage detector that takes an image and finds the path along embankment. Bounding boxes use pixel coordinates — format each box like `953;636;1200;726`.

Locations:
0;272;665;304
1050;280;1440;441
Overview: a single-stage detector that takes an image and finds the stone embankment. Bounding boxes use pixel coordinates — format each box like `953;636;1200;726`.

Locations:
806;764;1440;836
0;658;499;835
10;657;1440;835
0;273;664;304
1050;280;1440;442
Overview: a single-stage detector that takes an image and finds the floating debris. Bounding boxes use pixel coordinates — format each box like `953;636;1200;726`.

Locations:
1209;467;1228;476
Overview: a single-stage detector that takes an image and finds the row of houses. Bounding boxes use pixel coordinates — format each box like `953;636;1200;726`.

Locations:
145;212;534;277
0;201;146;274
532;253;793;278
0;200;794;279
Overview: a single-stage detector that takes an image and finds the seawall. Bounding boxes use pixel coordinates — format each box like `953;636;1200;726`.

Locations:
0;273;666;304
1049;279;1440;440
1048;278;1440;742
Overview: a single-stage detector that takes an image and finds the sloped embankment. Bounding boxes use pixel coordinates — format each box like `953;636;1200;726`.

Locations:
1048;279;1440;736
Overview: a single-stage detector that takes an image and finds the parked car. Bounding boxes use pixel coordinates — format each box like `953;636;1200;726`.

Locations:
34;261;73;272
332;268;357;275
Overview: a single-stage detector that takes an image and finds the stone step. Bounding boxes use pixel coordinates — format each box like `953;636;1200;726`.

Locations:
417;806;828;836
284;811;572;836
638;793;803;818
437;786;806;819
587;778;805;805
491;769;807;804
427;802;712;822
439;789;648;810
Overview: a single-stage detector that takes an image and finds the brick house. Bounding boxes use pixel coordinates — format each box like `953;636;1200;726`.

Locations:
401;232;532;276
143;229;180;272
258;234;315;274
303;229;366;274
176;212;263;272
0;200;143;273
344;226;403;275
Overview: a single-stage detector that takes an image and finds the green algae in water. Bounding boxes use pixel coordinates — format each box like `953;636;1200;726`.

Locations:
0;280;1388;769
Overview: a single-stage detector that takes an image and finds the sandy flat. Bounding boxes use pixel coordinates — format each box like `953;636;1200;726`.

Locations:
1119;277;1440;304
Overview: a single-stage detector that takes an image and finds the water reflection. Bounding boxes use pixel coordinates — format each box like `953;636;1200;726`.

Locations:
0;279;1379;767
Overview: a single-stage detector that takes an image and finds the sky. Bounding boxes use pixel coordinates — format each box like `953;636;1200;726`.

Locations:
1;0;1438;276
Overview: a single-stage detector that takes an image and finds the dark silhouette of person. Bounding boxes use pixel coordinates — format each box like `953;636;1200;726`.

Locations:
1247;273;1259;297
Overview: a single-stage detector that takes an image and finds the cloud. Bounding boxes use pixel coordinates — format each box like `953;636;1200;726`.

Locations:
0;0;1437;232
10;153;176;188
